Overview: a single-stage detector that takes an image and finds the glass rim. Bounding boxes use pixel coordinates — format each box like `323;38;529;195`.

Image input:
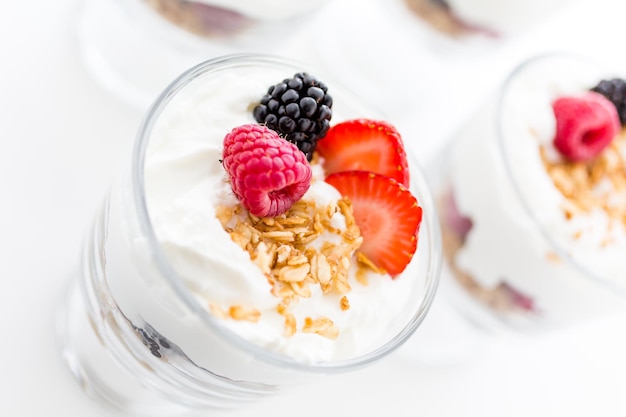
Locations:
496;51;625;292
131;52;442;373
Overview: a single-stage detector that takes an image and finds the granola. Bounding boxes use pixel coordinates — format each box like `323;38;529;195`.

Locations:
541;128;626;235
215;193;382;339
441;128;626;315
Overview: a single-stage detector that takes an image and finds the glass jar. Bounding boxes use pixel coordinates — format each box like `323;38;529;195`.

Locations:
430;52;626;333
56;53;442;416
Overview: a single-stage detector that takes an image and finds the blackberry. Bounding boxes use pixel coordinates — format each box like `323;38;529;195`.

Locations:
253;72;333;161
135;324;172;359
590;78;626;125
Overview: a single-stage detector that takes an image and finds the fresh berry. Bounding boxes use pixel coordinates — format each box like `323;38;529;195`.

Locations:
325;171;422;277
552;92;620;161
253;73;333;161
315;119;410;187
222;124;312;217
590;78;626;125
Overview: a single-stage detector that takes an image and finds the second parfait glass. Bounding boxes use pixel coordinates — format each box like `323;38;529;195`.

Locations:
430;52;626;333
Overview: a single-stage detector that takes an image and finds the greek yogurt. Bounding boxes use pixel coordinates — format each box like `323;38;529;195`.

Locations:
437;54;626;331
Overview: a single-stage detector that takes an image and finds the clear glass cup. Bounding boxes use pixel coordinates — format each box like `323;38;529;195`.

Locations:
56;53;442;416
430;52;626;333
75;0;332;109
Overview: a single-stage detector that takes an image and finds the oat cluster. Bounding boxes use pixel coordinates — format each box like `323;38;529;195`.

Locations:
541;129;626;241
215;197;378;339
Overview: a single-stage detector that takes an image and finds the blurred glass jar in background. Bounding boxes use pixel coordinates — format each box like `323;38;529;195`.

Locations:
76;0;332;109
429;53;626;333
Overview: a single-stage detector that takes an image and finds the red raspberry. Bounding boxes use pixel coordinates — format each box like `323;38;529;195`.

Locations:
552;92;620;161
222;124;312;217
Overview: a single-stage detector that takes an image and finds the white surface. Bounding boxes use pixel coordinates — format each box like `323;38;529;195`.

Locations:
2;0;626;416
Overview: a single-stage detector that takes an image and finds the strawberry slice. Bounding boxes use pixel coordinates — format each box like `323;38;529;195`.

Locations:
316;119;410;187
325;171;422;277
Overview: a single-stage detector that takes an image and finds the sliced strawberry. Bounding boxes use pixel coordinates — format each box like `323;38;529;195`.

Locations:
325;171;422;277
316;119;410;187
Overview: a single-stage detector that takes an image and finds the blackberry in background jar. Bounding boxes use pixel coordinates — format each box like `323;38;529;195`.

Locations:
590;78;626;125
253;73;333;161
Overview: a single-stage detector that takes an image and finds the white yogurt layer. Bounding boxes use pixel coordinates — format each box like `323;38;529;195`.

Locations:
448;55;626;327
144;65;420;362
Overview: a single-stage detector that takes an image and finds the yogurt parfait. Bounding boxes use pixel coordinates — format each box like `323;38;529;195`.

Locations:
434;53;626;332
57;54;441;415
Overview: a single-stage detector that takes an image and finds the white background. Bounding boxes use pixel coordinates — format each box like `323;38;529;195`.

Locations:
2;0;626;416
